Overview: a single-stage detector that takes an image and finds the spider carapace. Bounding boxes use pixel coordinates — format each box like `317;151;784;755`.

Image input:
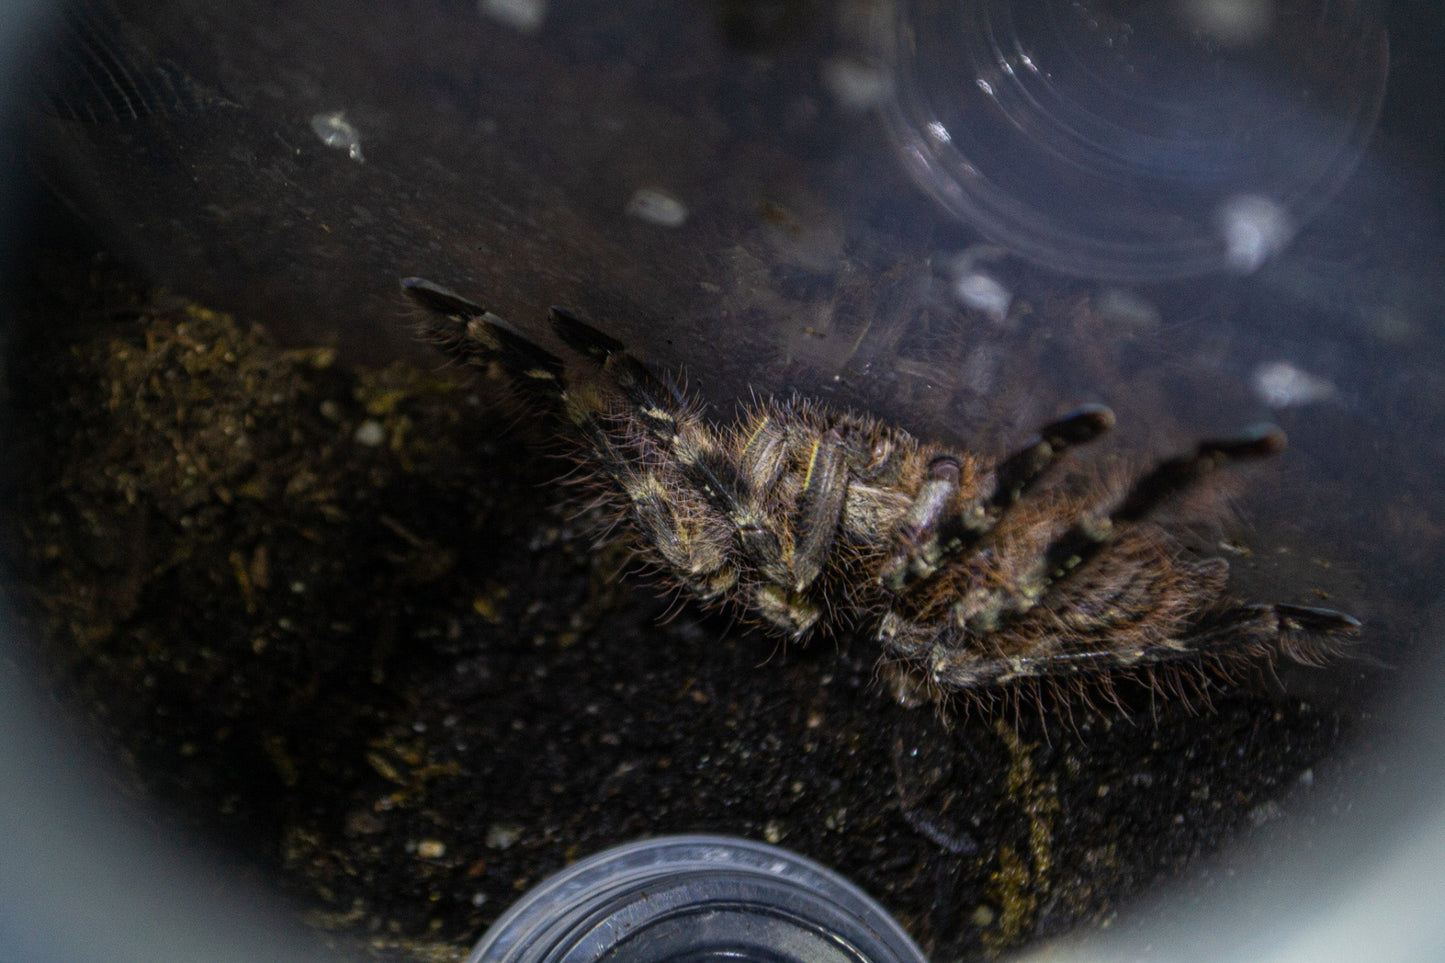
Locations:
403;276;1359;705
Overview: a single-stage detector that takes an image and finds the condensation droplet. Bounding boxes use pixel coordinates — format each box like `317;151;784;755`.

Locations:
1217;194;1294;273
947;246;1012;323
1095;287;1161;330
625;187;689;228
309;110;364;163
1180;0;1275;48
820;57;893;110
954;270;1011;323
1251;361;1337;408
478;0;547;34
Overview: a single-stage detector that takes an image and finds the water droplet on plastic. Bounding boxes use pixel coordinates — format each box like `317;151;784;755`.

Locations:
1217;194;1294;272
309;110;364;163
478;0;547;33
946;247;1013;323
821;57;894;110
626;187;689;228
1181;0;1274;48
1095;287;1161;330
954;270;1011;323
1251;361;1336;408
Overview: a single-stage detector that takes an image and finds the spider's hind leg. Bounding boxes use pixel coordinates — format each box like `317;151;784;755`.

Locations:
1041;424;1287;586
920;597;1362;697
1176;602;1362;666
880;405;1115;591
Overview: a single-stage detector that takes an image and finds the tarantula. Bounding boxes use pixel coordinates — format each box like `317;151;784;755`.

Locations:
403;276;1359;703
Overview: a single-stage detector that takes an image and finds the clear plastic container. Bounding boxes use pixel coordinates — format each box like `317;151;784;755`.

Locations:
467;835;928;963
872;0;1389;279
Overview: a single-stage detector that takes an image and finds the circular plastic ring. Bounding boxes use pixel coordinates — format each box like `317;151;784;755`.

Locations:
467;835;928;963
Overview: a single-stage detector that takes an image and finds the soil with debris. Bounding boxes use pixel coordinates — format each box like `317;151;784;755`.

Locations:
2;249;1362;961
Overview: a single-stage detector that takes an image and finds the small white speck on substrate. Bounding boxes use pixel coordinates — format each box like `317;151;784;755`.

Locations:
353;419;387;446
1298;768;1315;787
820;57;893;110
625;188;689;228
1251;361;1337;409
486;823;523;849
471;892;488;908
416;839;447;859
1249;800;1285;827
478;0;547;33
309;110;365;163
763;820;785;844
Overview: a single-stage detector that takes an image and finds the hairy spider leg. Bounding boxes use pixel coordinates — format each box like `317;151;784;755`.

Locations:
548;307;858;635
1156;602;1361;664
949;426;1288;636
915;426;1358;688
548;308;787;564
880;405;1115;591
1040;425;1287;585
404;279;740;601
983;601;1362;687
401;277;565;408
987;405;1118;518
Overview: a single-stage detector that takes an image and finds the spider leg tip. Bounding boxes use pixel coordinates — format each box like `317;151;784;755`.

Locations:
399;276;486;317
1210;423;1287;459
1277;603;1362;636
